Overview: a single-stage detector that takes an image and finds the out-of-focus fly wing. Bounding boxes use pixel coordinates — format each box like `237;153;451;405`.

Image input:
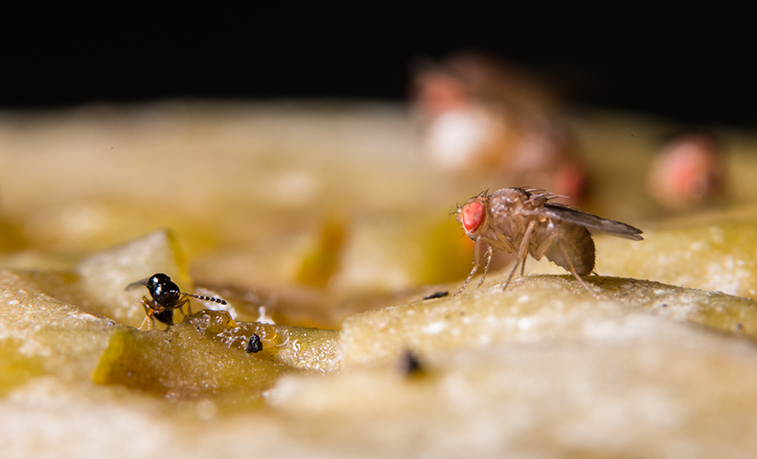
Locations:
125;278;149;290
537;203;644;240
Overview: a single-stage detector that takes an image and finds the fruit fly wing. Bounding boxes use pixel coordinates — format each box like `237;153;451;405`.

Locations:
125;278;150;291
539;203;644;241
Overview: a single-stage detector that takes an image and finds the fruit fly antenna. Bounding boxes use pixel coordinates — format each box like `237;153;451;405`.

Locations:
185;293;227;305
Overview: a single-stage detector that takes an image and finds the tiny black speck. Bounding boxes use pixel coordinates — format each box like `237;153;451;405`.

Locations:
423;291;449;300
246;334;263;353
402;350;424;376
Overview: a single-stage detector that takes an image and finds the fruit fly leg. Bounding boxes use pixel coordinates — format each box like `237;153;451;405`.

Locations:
502;220;538;291
456;237;485;295
531;229;558;259
475;245;494;289
557;242;600;299
502;259;523;291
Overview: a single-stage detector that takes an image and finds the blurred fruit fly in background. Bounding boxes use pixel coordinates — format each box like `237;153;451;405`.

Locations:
646;130;725;212
455;188;643;295
412;54;587;204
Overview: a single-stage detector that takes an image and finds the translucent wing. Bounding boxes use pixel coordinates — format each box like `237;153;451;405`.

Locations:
125;277;150;290
535;203;644;240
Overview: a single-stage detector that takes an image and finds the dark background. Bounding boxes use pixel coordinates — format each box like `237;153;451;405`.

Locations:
2;5;755;127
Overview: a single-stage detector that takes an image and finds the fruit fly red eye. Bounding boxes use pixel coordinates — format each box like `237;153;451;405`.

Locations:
459;201;485;235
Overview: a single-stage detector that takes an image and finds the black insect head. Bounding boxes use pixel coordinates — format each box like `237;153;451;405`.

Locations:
147;273;182;308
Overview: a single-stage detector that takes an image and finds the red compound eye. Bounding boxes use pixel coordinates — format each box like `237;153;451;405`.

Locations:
460;201;485;234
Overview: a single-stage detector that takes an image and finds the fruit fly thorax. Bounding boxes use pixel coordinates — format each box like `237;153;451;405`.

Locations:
497;188;542;208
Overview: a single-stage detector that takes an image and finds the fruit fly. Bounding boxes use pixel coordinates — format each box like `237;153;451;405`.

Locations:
455;187;643;295
126;273;227;330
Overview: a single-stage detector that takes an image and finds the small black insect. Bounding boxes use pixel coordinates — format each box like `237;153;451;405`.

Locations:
423;290;449;300
126;273;227;330
246;334;263;354
401;350;425;377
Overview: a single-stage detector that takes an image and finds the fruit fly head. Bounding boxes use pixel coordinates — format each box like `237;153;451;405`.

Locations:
456;194;488;240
